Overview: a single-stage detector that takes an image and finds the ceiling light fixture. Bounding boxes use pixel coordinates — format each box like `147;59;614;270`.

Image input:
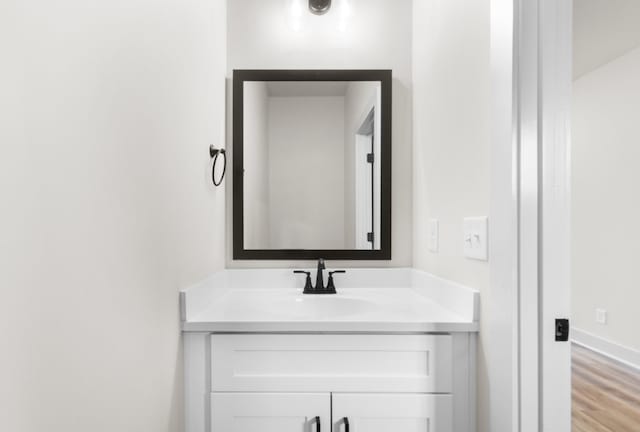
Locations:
309;0;332;15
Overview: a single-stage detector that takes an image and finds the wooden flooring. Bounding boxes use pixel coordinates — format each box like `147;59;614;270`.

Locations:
572;343;640;431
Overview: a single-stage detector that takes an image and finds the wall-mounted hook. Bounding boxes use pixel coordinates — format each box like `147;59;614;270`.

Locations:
209;145;226;187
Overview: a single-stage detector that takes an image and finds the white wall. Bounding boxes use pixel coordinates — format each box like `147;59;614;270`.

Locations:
243;82;271;249
573;0;640;78
226;0;413;267
267;96;346;249
0;1;226;431
412;0;491;430
572;46;640;354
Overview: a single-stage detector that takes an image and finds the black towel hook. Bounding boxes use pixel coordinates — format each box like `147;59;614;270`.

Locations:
209;145;226;187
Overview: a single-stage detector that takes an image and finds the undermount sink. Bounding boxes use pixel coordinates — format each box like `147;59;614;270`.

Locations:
270;295;377;319
223;290;381;320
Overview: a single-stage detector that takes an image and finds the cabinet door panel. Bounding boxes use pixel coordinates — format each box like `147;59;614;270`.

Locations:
332;394;452;432
212;393;330;432
211;334;452;393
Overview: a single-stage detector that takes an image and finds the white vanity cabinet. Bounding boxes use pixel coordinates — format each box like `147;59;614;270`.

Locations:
185;332;475;432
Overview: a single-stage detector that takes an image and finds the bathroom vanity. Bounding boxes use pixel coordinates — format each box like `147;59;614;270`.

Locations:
181;268;479;432
183;68;480;431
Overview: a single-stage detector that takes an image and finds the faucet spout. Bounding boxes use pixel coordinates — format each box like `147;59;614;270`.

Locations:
295;259;344;294
315;258;326;291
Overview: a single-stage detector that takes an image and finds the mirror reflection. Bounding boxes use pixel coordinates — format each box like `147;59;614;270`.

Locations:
243;80;382;251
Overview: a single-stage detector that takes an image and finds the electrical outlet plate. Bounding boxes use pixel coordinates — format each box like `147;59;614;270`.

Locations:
463;217;488;261
596;308;607;325
428;219;439;252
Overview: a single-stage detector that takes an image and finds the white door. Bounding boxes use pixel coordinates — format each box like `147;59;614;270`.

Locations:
211;393;330;432
332;394;452;432
355;134;373;249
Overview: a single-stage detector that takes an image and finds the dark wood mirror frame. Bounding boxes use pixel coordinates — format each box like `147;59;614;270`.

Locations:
233;69;392;260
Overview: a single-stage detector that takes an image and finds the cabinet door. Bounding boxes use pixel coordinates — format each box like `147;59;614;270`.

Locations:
212;393;330;432
332;394;452;432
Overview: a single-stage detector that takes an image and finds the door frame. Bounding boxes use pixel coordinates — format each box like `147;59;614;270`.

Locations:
490;0;572;431
538;1;572;431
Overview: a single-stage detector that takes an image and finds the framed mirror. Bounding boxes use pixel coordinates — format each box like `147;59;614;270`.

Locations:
233;70;391;260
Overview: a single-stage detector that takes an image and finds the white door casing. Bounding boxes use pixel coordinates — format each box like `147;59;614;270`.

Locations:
489;0;520;430
490;1;572;430
518;1;573;430
514;0;573;430
539;0;572;430
518;0;542;430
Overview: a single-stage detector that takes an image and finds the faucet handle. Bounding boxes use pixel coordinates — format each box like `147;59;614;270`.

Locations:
293;270;313;293
294;270;311;275
326;270;346;293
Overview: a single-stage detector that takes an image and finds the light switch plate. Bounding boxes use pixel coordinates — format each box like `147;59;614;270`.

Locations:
463;217;488;261
428;219;439;252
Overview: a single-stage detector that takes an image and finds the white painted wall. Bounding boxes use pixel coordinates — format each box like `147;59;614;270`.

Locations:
573;0;640;78
267;96;346;249
243;82;271;249
226;0;413;267
412;0;491;430
0;0;227;430
572;46;640;354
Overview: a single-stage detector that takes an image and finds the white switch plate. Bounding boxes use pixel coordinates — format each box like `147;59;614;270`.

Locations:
428;219;439;252
463;217;488;261
596;308;607;325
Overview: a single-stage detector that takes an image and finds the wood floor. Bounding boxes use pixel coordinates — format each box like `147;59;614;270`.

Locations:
572;343;640;431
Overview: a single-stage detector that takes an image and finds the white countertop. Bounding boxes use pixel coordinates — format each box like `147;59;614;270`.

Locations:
180;268;479;333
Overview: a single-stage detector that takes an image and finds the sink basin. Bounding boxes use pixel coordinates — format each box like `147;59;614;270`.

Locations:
219;290;380;321
270;295;377;319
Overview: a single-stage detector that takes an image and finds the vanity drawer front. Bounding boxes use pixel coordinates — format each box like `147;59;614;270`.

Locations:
211;334;452;393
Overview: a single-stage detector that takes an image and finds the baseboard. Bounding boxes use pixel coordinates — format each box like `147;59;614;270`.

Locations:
572;328;640;371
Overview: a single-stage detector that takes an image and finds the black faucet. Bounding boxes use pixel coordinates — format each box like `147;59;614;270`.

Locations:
315;258;326;291
293;258;345;294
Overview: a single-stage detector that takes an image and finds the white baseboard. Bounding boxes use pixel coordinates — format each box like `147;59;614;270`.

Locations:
572;328;640;371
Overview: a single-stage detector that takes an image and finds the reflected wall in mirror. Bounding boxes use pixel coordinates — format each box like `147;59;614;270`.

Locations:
233;70;391;260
